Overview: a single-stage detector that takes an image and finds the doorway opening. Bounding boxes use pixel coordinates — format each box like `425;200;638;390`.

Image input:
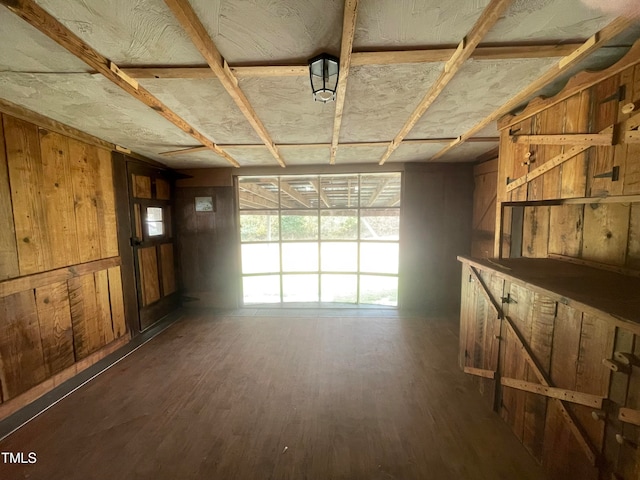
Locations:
237;173;401;306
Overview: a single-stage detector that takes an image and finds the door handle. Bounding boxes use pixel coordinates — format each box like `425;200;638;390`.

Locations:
131;237;143;246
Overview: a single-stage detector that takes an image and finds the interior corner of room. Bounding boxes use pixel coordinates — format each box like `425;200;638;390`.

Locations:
0;0;639;478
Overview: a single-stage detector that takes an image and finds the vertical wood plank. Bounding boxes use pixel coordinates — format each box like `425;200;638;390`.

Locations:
0;290;47;400
522;293;555;462
561;91;590;199
160;243;176;295
38;130;80;269
68;273;100;360
522;206;550;258
510;118;533;202
588;75;620;197
94;269;115;346
156;178;170;200
138;246;160;306
35;281;75;377
574;313;615;451
69;139;101;263
95;147;119;258
622;65;640;195
628;203;640;270
0;114;20;280
107;266;127;339
582;203;630;266
548;205;584;258
4;116;52;274
134;203;142;239
132;174;152;199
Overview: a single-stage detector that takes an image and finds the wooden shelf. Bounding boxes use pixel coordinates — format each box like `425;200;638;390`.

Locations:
458;256;640;331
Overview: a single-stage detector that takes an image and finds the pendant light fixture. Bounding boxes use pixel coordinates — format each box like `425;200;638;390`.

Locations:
308;53;339;103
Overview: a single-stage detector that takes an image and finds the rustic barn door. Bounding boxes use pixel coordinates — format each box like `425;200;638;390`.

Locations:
127;163;178;330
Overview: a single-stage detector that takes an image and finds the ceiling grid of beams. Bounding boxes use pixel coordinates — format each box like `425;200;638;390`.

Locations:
0;0;636;167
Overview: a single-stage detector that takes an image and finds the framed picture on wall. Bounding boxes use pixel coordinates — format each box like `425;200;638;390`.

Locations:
195;196;215;212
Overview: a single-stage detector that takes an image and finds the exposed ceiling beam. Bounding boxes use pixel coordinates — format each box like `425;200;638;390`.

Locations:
120;43;591;80
164;0;286;168
159;137;500;157
274;181;312;208
430;16;635;161
311;180;331;208
330;0;359;165
377;0;515;165
350;43;587;66
366;178;391;207
0;0;241;167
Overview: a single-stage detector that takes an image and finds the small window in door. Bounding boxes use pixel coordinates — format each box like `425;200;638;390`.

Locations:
146;207;164;237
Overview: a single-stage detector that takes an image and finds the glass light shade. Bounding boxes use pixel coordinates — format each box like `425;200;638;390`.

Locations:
308;53;339;103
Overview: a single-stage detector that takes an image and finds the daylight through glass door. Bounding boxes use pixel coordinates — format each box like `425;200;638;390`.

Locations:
238;173;401;306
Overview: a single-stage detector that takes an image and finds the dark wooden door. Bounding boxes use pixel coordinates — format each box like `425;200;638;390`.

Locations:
127;162;178;330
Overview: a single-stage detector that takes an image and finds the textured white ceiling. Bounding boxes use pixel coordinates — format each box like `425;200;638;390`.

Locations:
0;0;635;168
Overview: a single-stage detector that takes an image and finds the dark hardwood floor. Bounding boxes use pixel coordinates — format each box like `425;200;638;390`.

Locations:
0;309;546;480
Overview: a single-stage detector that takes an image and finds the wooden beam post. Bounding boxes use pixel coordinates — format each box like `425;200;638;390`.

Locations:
0;0;240;168
164;0;286;168
378;0;515;165
330;0;359;165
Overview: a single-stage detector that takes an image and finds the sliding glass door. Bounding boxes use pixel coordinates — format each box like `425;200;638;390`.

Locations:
238;173;401;306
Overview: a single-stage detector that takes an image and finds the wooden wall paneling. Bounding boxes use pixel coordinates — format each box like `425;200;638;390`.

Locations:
561;91;591;199
500;283;534;441
574;314;616;452
0;290;47;400
4;115;52;274
542;303;598;480
616;336;640;479
132;174;152;199
138;246;160;306
522;206;550;258
582;203;630;265
532;104;564;200
459;267;475;369
156;178;170;200
588;75;620;197
107;266;127;339
510;118;534;202
133;203;143;239
548;204;584;257
629;203;640;269
69;139;102;263
68;273;101;360
38;130;80;269
472;159;498;258
495;133;512;256
160;243;176;295
94;269;115;346
95;147;119;258
34;281;75;377
0;114;19;280
603;327;635;476
111;152;139;336
621;65;640;196
522;293;555;461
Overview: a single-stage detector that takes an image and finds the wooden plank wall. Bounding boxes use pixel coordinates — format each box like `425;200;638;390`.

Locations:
174;185;239;309
493;50;640;268
0;112;128;411
471;158;498;258
462;44;640;480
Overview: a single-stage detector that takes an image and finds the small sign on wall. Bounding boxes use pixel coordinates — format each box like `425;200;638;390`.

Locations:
195;196;215;212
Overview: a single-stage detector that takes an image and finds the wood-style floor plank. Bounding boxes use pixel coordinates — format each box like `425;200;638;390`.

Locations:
0;310;546;480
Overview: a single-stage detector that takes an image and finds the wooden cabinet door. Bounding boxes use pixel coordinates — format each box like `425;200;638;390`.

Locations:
459;265;503;409
128;163;177;331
